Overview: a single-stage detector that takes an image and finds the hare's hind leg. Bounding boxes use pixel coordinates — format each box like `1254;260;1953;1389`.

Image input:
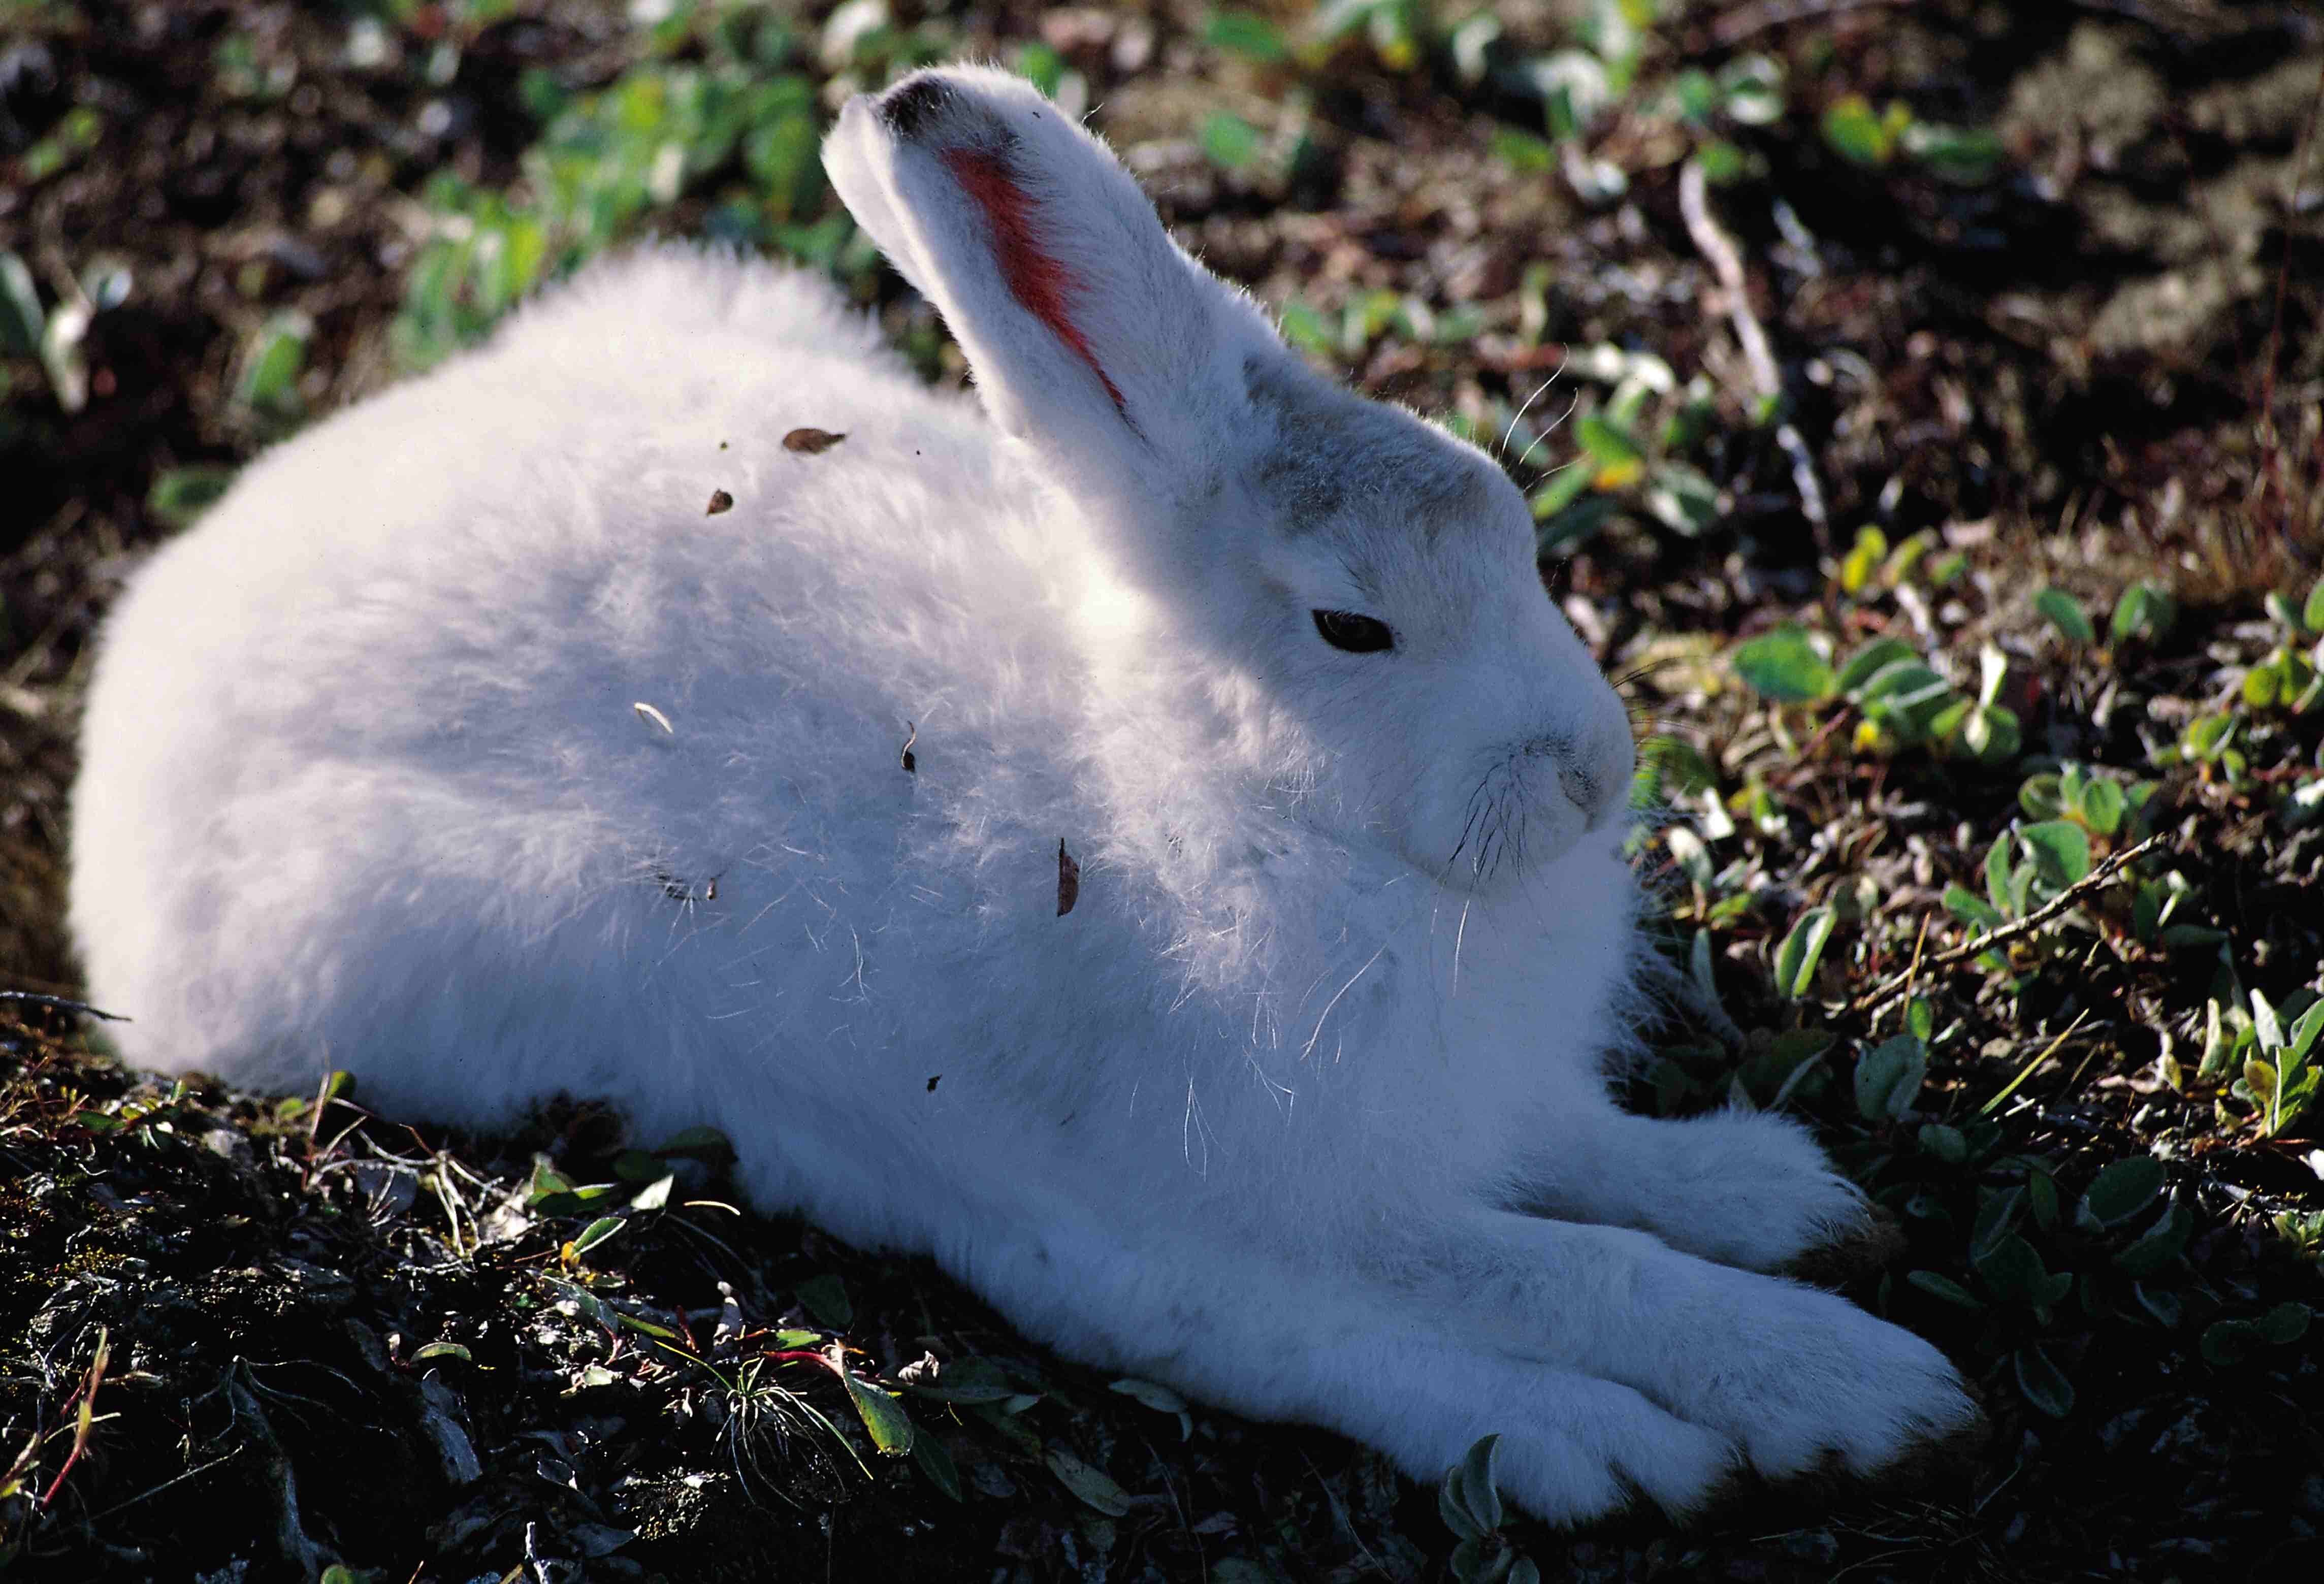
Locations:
973;1227;1738;1526
1268;1321;1742;1524
1414;1209;1980;1488
1508;1103;1875;1274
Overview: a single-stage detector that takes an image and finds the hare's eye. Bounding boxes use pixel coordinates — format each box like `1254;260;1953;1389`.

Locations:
1312;610;1395;654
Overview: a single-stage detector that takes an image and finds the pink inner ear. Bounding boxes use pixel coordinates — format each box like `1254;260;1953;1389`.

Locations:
941;148;1128;415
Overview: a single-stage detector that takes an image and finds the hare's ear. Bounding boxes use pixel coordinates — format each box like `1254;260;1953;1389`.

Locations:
824;66;1277;497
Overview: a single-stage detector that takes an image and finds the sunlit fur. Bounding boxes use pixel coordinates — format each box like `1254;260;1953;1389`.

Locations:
73;64;1975;1524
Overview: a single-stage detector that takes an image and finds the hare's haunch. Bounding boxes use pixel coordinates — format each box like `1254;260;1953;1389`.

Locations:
72;65;1978;1523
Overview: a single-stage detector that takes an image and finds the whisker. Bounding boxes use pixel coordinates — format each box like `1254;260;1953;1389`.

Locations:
1512;392;1581;477
1498;353;1569;458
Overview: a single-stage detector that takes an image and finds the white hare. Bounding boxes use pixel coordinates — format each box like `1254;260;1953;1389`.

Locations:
72;65;1976;1523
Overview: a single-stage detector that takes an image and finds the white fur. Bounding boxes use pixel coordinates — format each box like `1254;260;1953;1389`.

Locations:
72;66;1974;1523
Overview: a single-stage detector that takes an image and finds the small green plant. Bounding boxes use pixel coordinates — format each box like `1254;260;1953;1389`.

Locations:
1521;344;1721;551
1819;92;2000;181
2109;581;2178;644
1438;1435;1539;1584
2243;577;2324;710
1905;1153;2196;1418
2230;988;2322;1139
2199;1302;2311;1365
1728;627;2019;764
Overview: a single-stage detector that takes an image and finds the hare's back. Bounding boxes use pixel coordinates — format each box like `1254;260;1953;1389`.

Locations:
72;252;1081;1124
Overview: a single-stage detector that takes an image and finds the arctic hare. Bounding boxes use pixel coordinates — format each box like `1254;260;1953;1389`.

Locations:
73;65;1976;1523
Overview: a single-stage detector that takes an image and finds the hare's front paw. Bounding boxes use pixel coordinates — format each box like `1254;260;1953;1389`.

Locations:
1654;1110;1875;1273
1523;1108;1876;1273
1659;1268;1984;1484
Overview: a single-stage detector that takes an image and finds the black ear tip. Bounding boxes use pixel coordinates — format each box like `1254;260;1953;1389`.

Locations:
878;74;952;138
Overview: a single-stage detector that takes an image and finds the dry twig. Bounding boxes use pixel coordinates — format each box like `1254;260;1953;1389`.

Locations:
1847;832;2168;1018
1677;158;1829;542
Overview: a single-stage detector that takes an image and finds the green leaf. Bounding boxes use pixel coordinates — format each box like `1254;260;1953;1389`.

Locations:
1277;300;1333;357
1109;1377;1188;1414
2017;773;2064;822
526;1158;577;1208
1960;703;2021;764
1968;1185;2025;1260
2028;1170;2060;1231
412;1341;473;1364
1013;42;1066;98
1836;637;1920;695
2285;999;2324;1062
2255;1301;2311;1345
1902;120;2002;183
2113;1196;2192;1276
237;312;312;413
2304;578;2324;634
1642;462;1720;535
1917;1122;1967;1163
147;465;238;529
1199;112;1264;171
1943;885;2004;930
1047;1447;1132;1515
2076;1157;2164;1230
1976;1234;2071;1307
1838;526;1887;594
1438;1466;1484;1542
2017;820;2092;887
1854;1034;1927;1122
1906;1270;1985;1310
900;1356;1018;1404
1205;9;1290;62
629;1173;675;1212
569;1215;625;1257
1637;735;1717;801
2013;1342;2074;1417
0;251;42;356
1490;127;1556;174
2033;588;2094;645
1695;138;1749;184
1820;93;1894;166
1574;412;1644;470
842;1370;914;1456
2198;1309;2306;1366
2251;988;2284;1055
912;1428;963;1500
1732;626;1836;703
2181;713;2236;762
2110;582;2177;643
1984;832;2019;916
796;1274;853;1330
1456;1432;1503;1534
1773;906;1837;1000
1856;660;1955;734
2076;776;2125;836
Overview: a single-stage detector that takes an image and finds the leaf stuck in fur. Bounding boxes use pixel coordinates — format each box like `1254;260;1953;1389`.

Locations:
632;701;674;735
705;489;733;515
901;722;917;774
1057;839;1080;916
783;427;846;454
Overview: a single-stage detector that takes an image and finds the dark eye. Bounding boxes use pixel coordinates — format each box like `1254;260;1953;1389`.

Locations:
1312;610;1395;654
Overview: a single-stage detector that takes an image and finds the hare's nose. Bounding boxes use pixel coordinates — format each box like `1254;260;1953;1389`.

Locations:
1558;710;1636;832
